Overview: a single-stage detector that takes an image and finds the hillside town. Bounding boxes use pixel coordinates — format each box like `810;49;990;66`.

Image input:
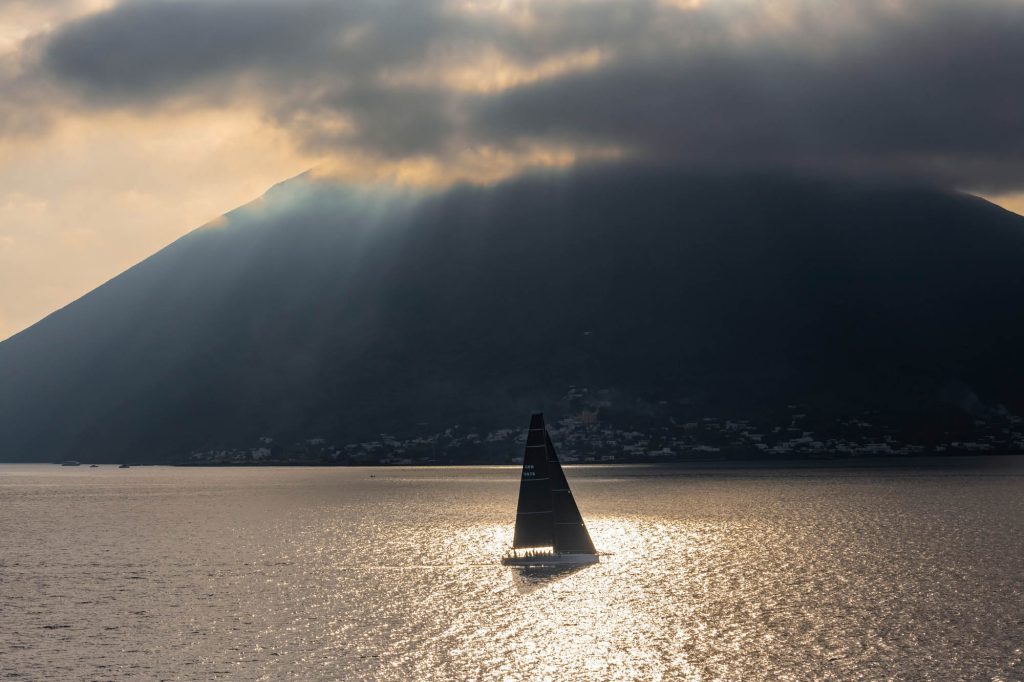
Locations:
184;393;1024;466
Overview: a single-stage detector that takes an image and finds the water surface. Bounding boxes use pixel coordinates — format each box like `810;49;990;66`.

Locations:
2;462;1022;680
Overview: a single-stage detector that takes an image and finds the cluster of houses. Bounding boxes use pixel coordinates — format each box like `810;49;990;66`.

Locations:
184;405;1023;466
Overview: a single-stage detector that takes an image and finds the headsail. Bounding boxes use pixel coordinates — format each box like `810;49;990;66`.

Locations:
546;432;597;554
512;413;555;548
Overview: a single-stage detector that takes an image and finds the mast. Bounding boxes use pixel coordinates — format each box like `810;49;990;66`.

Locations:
546;431;597;555
512;413;555;548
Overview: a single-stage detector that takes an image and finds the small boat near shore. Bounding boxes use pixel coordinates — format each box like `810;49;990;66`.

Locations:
502;413;599;567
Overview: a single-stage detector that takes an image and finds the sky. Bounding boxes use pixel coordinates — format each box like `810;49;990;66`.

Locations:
2;0;1024;341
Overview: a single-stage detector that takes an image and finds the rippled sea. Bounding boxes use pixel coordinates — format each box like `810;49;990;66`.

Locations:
2;462;1023;680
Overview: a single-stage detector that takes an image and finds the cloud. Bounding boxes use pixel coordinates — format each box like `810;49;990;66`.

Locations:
1;0;1023;191
42;1;392;99
477;6;1024;191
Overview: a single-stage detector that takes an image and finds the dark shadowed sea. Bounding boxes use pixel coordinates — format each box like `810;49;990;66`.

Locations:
2;461;1022;680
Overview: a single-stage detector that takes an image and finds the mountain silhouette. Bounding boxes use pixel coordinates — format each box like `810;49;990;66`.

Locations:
3;164;1024;463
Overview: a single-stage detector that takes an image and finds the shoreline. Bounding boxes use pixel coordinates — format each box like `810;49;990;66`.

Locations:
5;453;1023;470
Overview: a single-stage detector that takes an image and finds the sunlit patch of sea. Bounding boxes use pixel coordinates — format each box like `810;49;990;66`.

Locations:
1;462;1022;680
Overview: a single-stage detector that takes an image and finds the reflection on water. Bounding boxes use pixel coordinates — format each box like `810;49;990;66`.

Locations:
1;462;1023;680
511;564;591;593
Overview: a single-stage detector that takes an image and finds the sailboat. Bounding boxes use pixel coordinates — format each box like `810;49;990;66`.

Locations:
501;413;599;567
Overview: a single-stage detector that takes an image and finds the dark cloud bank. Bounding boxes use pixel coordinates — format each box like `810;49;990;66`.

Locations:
28;0;1024;191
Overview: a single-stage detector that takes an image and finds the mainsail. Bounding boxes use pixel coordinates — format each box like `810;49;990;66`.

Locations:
512;413;555;548
511;413;596;555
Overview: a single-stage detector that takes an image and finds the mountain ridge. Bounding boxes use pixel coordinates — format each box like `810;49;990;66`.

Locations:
3;164;1024;463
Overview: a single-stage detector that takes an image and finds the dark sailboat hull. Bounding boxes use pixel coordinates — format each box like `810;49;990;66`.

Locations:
500;552;599;567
